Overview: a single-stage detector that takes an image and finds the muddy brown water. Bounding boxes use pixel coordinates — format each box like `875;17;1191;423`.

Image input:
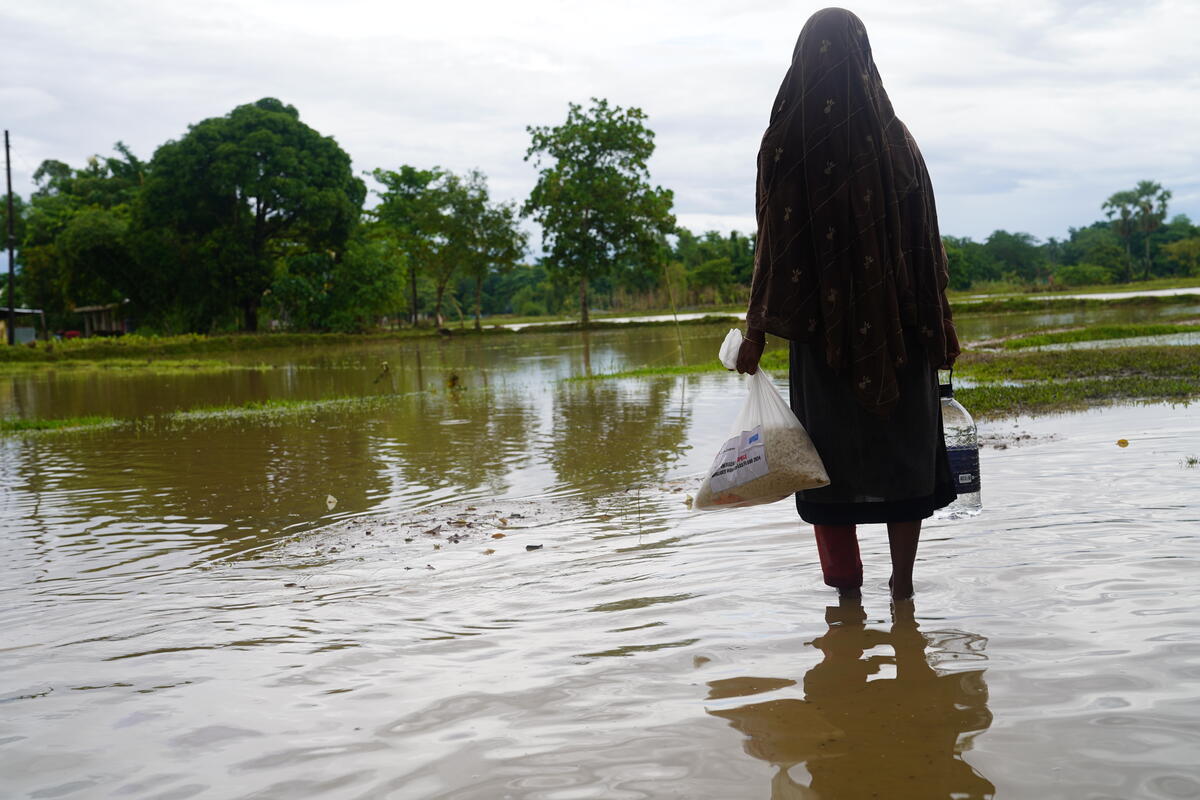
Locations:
2;320;1199;799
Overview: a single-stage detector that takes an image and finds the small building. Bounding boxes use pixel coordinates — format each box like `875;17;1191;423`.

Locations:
0;308;46;345
74;302;129;337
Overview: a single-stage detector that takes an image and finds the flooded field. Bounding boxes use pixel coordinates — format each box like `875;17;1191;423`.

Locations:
2;319;1199;798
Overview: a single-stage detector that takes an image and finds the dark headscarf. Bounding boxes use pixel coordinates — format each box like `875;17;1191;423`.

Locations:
746;7;957;417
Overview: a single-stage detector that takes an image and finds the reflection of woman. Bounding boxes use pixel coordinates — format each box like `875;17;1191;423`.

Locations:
736;8;960;599
708;600;994;799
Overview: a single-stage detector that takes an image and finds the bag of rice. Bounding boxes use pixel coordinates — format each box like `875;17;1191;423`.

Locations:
694;329;830;510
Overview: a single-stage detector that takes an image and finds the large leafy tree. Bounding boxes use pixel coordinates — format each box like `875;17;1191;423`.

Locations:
983;230;1046;283
137;98;364;331
18;145;143;324
523;98;675;325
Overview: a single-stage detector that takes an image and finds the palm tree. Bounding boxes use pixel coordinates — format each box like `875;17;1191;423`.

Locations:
1132;180;1171;280
1101;190;1137;282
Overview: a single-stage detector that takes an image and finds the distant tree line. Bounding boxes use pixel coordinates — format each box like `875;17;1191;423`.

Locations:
2;97;1197;335
943;181;1198;291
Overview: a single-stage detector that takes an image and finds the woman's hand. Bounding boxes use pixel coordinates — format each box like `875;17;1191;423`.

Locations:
941;319;961;369
736;331;766;374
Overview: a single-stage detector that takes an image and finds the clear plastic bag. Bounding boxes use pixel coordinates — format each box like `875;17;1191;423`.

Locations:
694;329;830;510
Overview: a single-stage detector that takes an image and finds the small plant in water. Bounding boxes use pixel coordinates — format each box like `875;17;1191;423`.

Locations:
1183;456;1199;468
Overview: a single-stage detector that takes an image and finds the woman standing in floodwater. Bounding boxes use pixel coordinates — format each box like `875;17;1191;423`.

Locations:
737;7;960;599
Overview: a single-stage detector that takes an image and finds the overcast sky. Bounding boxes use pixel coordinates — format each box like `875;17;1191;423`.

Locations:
3;0;1197;242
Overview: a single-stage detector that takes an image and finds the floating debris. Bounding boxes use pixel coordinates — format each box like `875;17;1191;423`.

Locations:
491;533;506;539
525;544;543;551
1117;439;1130;448
326;494;338;511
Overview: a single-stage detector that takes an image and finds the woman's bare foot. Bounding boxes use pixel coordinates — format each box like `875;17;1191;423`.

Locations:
838;585;862;600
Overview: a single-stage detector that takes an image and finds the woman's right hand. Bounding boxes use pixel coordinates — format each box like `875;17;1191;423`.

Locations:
736;334;765;374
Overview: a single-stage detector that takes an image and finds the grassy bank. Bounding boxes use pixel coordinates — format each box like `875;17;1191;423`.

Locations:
0;315;750;366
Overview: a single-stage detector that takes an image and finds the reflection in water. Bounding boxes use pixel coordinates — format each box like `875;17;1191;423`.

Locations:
550;379;691;491
709;601;994;799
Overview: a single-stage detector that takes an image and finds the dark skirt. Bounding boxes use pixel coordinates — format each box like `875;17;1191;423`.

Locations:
788;336;956;525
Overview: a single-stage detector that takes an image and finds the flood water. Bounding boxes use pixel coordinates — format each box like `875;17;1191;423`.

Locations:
3;317;1199;799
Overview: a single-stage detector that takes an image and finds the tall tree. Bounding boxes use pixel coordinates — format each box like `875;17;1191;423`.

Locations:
1101;189;1138;282
371;165;449;326
523;98;675;325
453;170;526;330
1131;180;1171;280
138;98;364;331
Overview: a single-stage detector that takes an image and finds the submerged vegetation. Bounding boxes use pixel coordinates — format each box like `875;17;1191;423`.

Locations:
0;391;442;436
956;379;1196;419
1000;322;1200;349
0;415;120;433
574;340;1200;420
0;357;270;376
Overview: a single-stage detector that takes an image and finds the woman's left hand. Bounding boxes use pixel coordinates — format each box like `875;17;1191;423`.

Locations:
736;336;765;374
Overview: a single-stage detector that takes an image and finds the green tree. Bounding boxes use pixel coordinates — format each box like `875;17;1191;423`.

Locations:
451;170;527;330
137;98;364;331
945;235;1004;289
267;231;405;332
371;165;456;327
983;230;1045;283
1163;237;1200;276
688;256;733;303
523;98;675;325
18;145;144;325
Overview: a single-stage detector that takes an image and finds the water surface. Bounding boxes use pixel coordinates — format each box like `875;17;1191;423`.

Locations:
2;324;1199;798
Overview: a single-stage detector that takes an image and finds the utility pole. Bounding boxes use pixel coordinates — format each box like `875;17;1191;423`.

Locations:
5;130;14;346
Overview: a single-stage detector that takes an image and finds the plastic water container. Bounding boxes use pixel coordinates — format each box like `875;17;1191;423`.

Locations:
938;379;982;518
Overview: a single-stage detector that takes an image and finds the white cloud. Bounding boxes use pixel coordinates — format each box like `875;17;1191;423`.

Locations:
1;0;1196;241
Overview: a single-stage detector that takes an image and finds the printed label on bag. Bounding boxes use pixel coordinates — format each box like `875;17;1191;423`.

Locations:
708;425;770;493
946;445;981;494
